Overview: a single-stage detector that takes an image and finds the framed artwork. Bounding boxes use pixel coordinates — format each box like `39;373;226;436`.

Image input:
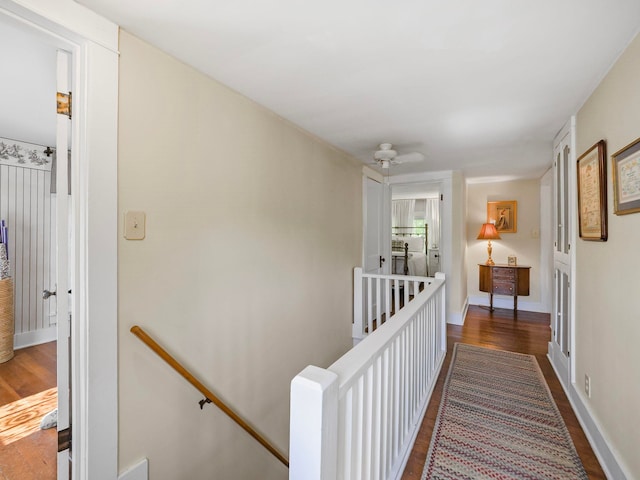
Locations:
487;200;517;233
612;136;640;215
577;140;607;241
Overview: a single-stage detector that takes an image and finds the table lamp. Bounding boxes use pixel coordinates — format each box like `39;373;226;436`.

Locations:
477;223;501;265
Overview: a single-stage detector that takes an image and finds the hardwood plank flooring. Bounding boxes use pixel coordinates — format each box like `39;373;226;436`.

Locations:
401;306;606;480
0;342;57;480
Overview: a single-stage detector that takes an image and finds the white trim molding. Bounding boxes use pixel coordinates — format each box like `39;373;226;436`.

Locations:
448;296;468;325
549;359;630;479
14;326;57;349
0;2;119;479
467;295;548;314
118;458;149;480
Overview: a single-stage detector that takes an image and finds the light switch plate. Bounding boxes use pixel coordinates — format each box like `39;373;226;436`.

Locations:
124;211;145;240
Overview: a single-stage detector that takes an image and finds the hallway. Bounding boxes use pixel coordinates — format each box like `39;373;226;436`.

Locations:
401;306;606;479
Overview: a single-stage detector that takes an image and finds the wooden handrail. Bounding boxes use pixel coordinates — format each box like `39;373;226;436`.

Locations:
130;325;289;468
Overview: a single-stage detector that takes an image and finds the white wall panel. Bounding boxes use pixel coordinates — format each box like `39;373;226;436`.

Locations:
0;163;55;345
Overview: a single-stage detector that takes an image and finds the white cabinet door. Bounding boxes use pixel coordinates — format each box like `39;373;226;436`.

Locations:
550;118;574;388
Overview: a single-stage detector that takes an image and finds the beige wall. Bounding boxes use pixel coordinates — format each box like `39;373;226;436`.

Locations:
575;32;640;478
450;172;468;319
466;180;542;309
117;31;362;479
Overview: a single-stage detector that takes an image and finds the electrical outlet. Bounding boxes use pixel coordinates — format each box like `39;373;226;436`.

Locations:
584;374;591;398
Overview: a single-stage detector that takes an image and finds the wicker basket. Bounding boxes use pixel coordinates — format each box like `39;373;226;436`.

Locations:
0;277;14;363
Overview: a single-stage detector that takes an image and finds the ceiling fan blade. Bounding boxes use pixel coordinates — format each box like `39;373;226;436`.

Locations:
394;152;425;164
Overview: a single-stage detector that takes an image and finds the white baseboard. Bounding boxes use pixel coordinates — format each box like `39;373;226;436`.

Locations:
447;297;469;325
14;326;57;349
447;312;464;325
119;458;148;480
468;295;549;314
548;356;630;479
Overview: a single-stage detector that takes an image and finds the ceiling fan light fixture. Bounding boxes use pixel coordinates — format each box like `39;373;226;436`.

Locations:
374;143;397;162
371;142;424;169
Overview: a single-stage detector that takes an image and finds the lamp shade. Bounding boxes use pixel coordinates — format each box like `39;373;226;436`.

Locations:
477;223;501;240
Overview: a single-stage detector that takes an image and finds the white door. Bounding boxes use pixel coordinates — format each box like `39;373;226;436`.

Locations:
550;120;574;387
363;176;385;318
364;177;384;275
55;49;72;480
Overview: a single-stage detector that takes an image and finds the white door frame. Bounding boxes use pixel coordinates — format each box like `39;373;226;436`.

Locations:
56;49;72;480
0;1;119;478
389;171;458;322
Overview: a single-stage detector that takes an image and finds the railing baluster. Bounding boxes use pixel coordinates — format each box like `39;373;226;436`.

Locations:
380;349;390;478
394;278;400;314
342;389;353;479
403;279;410;307
376;277;381;332
364;366;373;479
393;335;401;458
384;278;391;325
354;377;364;480
374;358;383;480
353;267;364;339
354;268;438;341
367;277;373;335
307;273;446;480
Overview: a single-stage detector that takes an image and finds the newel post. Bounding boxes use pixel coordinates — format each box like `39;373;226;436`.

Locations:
290;366;339;480
353;267;364;341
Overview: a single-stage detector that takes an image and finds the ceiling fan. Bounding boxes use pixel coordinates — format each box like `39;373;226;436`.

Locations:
372;143;424;169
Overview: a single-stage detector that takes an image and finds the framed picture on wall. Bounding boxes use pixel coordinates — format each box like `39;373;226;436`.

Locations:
612;136;640;215
577;139;607;241
487;200;517;233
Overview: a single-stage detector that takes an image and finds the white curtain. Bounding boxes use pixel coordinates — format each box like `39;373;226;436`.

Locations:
425;198;440;249
414;199;426;219
392;199;415;228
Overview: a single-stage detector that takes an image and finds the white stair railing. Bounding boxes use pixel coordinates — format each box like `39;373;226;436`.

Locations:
290;273;446;480
353;267;431;343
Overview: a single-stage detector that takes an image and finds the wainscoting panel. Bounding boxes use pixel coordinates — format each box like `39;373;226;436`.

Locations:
0;163;56;347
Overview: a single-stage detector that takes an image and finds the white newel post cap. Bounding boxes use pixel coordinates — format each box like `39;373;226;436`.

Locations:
290;366;339;480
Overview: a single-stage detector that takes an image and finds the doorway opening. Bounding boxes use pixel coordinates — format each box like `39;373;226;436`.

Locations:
391;182;442;277
0;2;119;478
0;12;72;479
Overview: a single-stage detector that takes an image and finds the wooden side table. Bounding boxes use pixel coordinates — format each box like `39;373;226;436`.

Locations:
478;264;530;312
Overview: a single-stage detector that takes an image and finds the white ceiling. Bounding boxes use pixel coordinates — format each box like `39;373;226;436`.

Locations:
7;2;640;180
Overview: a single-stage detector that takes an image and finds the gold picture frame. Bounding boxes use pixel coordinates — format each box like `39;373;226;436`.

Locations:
612;136;640;215
577;140;607;241
487;200;517;233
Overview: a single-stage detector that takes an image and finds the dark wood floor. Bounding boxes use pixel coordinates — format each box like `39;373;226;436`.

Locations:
0;341;57;480
401;306;606;480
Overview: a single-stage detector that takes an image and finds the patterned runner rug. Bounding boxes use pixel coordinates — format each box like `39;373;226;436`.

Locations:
422;343;587;480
